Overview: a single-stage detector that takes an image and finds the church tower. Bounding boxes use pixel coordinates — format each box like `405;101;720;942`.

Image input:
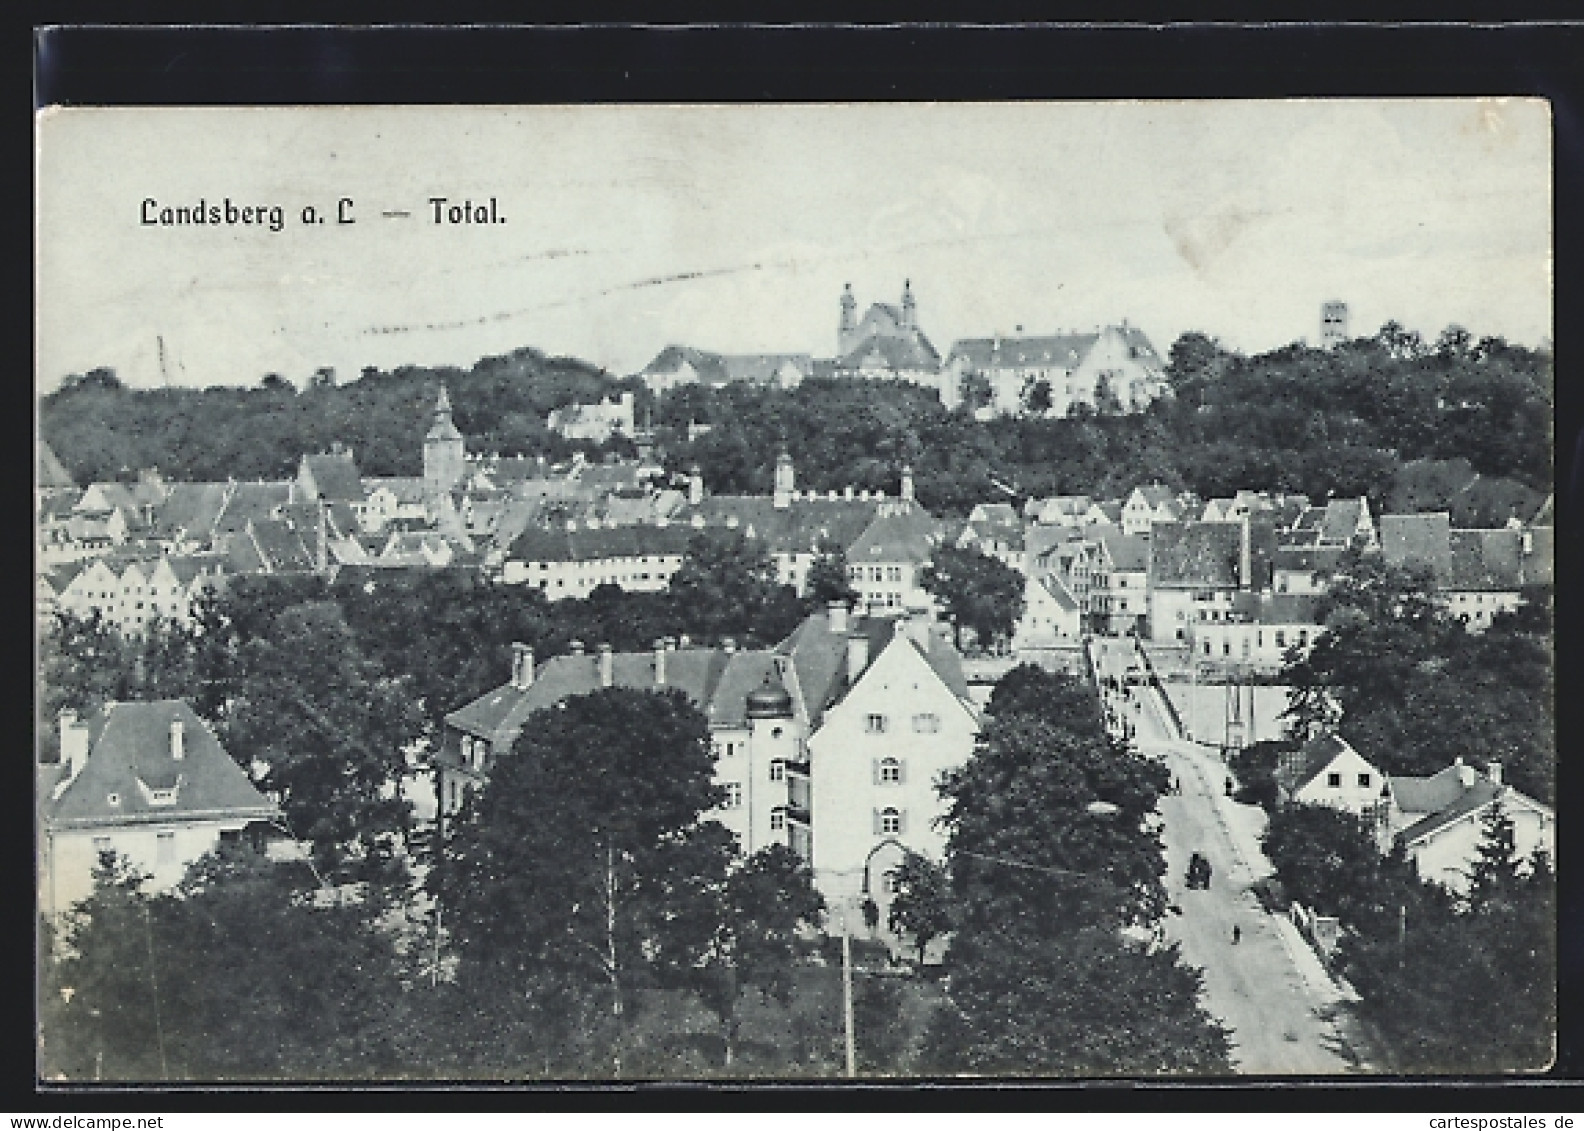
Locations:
839;283;858;356
901;279;916;331
424;385;467;499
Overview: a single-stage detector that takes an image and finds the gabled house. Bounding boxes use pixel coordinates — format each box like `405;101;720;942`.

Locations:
1146;519;1276;643
296;448;365;506
1274;732;1393;837
1286;497;1378;551
1011;568;1082;650
954;503;1026;575
39;701;282;917
780;605;978;916
1272;545;1346;596
1388;758;1554;894
1445;528;1524;631
547;393;636;444
1121;485;1184;537
1088;529;1149;636
844;486;945;614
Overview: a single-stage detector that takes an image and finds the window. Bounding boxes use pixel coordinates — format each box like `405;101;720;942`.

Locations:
156;831;176;866
770;808;786;832
1326;772;1342;788
866;714;888;734
912;713;940;734
1275;631;1286;648
1358;773;1371;788
882;869;901;895
722;782;743;809
769;759;785;782
878;807;903;835
877;757;903;784
92;836;112;858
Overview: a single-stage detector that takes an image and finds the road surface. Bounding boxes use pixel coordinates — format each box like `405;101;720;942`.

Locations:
1090;638;1366;1075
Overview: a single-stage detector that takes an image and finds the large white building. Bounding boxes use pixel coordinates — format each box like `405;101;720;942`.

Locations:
438;603;979;919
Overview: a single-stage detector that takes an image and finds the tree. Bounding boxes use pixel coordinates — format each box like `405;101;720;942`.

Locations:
886;851;953;965
1465;799;1522;912
651;842;826;1067
804;536;859;609
1094;375;1125;416
920;544;1026;653
221;601;422;876
44;847;417;1081
1022;377;1053;416
958;370;994;414
1261;804;1387;923
429;686;724;1053
310;366;338;390
670;529;805;647
922;928;1231;1076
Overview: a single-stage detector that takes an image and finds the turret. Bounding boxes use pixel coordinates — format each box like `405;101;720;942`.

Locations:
839;283;858;355
901;279;916;330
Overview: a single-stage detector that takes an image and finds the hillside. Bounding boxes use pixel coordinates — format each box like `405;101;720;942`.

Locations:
40;326;1552;522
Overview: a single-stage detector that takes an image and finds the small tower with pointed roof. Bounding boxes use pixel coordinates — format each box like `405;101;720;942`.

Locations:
424;385;467;500
839;283;858;355
901;279;916;330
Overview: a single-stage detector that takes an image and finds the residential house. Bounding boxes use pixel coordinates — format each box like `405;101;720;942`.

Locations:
1011;568;1083;650
1025;494;1114;530
1285;497;1378;551
1189;592;1325;673
439;637;798;857
1087;529;1149;636
843;476;944;614
1121;485;1185;538
439;604;979;918
501;519;695;596
39;701;282;917
781;605;978;916
547;393;637;444
1272;546;1346;597
1389;758;1554;894
1445;528;1524;631
296;448;365;506
635;347;812;396
1274;732;1393;839
954;502;1026;574
1146;519;1276;643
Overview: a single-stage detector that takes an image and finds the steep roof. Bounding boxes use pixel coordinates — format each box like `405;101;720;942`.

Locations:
1149;521;1262;589
152;483;233;543
670;495;883;556
1273;545;1346;574
46;700;278;827
364;476;431;504
1096;529;1148;572
1448;528;1523;592
1397;780;1507;845
1033;572;1079;613
774;610;968;728
38;439;75;490
1320;498;1368;545
640;345;732;385
445;645;741;745
846;503;944;566
1274;732;1359;796
1390;763;1471;818
837;330;942;374
300;453;364;503
1227;591;1325;625
211;482;295;537
1379;513;1453;587
947;332;1097;372
720;354;814;385
507;521;696;564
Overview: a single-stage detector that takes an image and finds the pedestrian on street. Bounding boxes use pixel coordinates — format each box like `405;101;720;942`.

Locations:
1232;925;1241;945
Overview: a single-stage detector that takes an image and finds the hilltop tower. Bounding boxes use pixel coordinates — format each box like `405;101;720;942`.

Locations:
424;385;467;498
773;450;796;509
839;283;858;356
901;279;916;330
1320;301;1349;349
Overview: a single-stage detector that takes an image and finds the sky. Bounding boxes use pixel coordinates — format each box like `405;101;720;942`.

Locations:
35;99;1552;392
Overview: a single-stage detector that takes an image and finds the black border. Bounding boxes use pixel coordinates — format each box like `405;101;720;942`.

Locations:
23;19;1584;1111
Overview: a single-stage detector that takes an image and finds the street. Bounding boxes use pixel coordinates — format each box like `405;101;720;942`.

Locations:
1090;638;1366;1075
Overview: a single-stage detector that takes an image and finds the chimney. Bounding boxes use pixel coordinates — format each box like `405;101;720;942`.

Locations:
678;634;691;649
511;643;534;690
654;639;667;685
569;639;585;657
828;600;849;635
59;709;89;778
722;637;736;654
907;610;932;652
1456;757;1476;789
169;717;185;761
847;631;869;684
901;466;915;504
1238;516;1252;589
1487;761;1502;786
689;465;704;506
598;644;613;687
